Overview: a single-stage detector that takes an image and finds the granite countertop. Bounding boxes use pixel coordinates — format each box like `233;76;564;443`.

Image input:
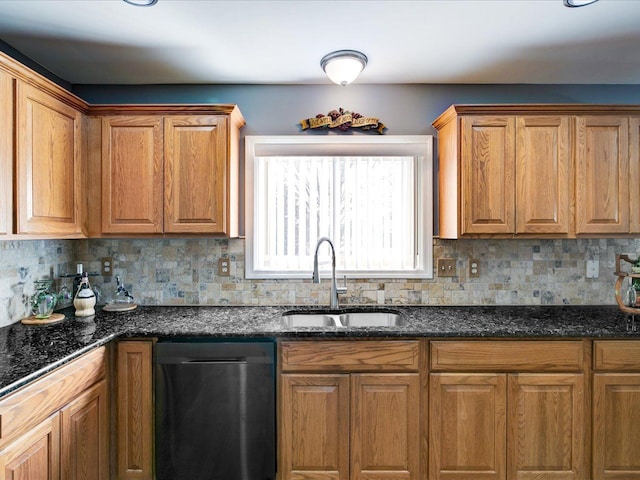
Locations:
0;304;637;399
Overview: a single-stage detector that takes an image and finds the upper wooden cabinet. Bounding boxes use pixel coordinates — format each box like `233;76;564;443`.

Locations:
90;106;244;237
575;116;629;234
0;69;12;237
0;51;88;239
15;81;83;236
100;116;164;234
460;115;516;235
433;104;640;238
436;106;571;238
164;115;230;234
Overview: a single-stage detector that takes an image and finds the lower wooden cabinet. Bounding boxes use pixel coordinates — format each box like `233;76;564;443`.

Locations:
592;340;640;479
116;340;153;480
279;340;422;480
0;413;60;480
429;341;587;480
60;380;108;480
429;373;507;480
0;347;107;480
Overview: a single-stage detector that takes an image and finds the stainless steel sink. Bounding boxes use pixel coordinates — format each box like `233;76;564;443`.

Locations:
280;310;405;328
339;312;405;327
280;313;340;327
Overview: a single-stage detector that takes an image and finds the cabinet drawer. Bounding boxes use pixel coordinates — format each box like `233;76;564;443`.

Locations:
0;346;106;448
280;340;420;372
594;340;640;371
431;340;584;372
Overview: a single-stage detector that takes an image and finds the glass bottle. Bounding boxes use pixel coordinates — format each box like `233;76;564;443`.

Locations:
31;279;58;319
73;272;96;317
632;257;640;306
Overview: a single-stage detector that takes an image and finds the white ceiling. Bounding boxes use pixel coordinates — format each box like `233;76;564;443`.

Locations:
0;0;638;85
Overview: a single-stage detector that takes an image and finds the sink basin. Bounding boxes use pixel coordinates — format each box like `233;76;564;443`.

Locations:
339;312;405;327
280;310;405;328
280;313;340;327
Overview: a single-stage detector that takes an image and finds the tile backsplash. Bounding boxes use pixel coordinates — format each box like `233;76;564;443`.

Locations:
0;240;76;328
2;237;637;327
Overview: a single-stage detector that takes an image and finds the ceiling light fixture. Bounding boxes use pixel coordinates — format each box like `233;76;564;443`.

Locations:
123;0;158;6
320;50;368;86
563;0;599;7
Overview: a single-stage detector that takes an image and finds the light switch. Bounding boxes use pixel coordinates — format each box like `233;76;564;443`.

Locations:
437;258;457;277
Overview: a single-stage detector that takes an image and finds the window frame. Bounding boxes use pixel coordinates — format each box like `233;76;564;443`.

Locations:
244;135;433;279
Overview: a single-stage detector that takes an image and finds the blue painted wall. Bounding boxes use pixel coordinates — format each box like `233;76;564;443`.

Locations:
73;83;640;135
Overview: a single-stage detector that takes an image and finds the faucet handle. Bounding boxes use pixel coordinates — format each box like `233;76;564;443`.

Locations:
337;275;348;294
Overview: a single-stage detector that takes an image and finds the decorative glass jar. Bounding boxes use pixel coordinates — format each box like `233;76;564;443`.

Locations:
31;279;58;319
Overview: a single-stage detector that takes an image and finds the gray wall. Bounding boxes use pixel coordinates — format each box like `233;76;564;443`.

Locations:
73;83;640;137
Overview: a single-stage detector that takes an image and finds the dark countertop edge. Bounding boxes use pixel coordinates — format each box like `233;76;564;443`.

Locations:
0;304;636;400
0;333;118;399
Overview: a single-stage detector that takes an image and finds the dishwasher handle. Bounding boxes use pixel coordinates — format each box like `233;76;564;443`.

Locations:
181;358;249;364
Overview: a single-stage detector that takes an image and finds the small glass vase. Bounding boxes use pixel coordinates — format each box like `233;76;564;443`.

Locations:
31;279;58;319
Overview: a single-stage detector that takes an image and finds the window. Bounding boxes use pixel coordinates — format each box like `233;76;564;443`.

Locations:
245;136;433;279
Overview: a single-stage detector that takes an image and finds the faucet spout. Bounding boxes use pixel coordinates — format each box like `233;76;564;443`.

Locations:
312;237;346;310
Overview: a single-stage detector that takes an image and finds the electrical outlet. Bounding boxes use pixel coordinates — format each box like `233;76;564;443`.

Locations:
218;257;231;277
101;257;113;277
586;260;599;278
437;258;457;277
469;259;480;278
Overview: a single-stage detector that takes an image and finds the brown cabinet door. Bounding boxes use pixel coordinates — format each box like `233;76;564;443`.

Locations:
0;413;60;480
117;341;153;480
164;116;229;234
60;380;108;480
593;373;640;480
575;116;629;234
16;81;82;235
351;374;420;480
461;116;516;235
101;116;163;234
516;116;571;234
429;373;507;480
0;69;12;236
507;373;585;480
630;118;640;233
280;374;350;480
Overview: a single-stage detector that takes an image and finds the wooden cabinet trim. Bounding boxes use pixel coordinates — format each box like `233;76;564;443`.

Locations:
280;340;420;372
594;340;640;371
0;347;106;450
430;340;584;372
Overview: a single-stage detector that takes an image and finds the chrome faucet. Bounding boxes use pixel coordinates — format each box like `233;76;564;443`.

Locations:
312;237;347;310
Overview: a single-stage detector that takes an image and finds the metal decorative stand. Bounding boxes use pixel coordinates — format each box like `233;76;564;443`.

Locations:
614;254;640;331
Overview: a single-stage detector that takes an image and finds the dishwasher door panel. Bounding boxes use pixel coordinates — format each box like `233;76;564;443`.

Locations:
154;341;276;480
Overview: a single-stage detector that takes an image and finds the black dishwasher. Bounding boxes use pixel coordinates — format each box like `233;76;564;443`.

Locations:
154;339;276;480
